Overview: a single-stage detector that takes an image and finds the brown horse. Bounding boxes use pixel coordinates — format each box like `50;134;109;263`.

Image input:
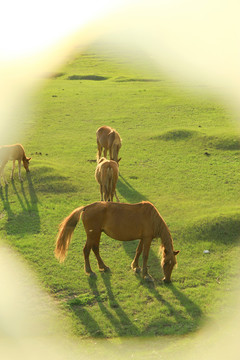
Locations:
55;201;179;282
96;125;122;162
95;157;120;202
0;144;31;186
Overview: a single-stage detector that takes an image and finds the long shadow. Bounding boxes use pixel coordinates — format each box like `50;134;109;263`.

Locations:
139;280;203;334
88;274;140;337
0;173;41;235
0;185;14;220
67;273;140;337
168;283;202;321
68;272;203;337
26;172;40;208
117;174;148;203
68;299;106;337
12;180;28;211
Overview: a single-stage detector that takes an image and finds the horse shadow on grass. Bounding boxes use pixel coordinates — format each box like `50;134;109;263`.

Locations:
139;279;203;334
68;271;202;337
68;273;141;337
117;174;148;203
88;273;140;336
0;173;40;235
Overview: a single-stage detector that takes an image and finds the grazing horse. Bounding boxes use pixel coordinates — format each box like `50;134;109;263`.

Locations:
0;144;31;186
96;125;122;162
95;157;120;202
55;201;179;282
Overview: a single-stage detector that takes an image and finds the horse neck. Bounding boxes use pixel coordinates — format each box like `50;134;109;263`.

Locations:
154;211;173;253
112;143;120;161
21;151;27;161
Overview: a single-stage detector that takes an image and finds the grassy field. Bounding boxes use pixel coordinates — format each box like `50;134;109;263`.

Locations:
0;44;239;338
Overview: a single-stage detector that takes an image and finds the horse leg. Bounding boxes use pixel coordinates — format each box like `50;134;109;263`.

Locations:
142;237;154;282
97;141;102;161
18;160;23;181
103;148;107;158
99;184;103;201
83;238;95;276
131;239;143;273
114;191;120;202
104;186;108;201
109;146;113;160
11;160;15;180
92;236;110;272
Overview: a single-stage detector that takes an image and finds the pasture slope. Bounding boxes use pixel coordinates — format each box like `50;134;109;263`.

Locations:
0;44;239;339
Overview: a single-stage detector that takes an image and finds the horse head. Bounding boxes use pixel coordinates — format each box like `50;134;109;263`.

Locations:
23;157;31;172
162;249;180;283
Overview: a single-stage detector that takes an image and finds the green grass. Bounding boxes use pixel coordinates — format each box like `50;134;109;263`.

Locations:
0;45;239;338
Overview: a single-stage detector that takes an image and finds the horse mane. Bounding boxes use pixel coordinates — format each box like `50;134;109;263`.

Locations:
147;202;174;259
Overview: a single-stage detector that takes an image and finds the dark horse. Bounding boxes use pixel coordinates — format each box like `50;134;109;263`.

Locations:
55;201;179;282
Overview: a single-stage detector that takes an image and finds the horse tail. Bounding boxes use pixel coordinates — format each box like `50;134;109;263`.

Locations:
105;166;113;201
55;206;84;262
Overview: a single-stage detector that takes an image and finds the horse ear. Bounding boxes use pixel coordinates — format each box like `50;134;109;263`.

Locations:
27;157;31;161
117;158;121;163
174;250;180;256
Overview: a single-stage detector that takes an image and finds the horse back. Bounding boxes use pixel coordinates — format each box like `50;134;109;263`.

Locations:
96;126;112;149
96;126;121;149
82;202;153;241
0;144;25;162
95;159;118;183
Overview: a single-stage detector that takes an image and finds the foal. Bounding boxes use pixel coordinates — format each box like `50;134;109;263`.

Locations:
96;125;122;162
95;157;120;202
0;144;31;186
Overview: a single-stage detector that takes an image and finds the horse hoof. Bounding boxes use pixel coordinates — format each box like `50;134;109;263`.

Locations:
144;275;154;282
99;266;110;272
163;278;171;284
133;267;141;274
86;271;96;277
